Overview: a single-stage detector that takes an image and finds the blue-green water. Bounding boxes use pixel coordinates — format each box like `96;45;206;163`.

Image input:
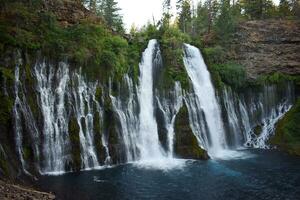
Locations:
38;150;300;200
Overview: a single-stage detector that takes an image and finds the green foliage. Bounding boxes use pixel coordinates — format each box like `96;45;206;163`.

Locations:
100;0;124;33
177;0;192;33
214;0;239;44
160;26;191;89
211;62;247;90
270;99;300;156
203;46;226;64
256;72;300;85
0;1;131;82
240;0;276;19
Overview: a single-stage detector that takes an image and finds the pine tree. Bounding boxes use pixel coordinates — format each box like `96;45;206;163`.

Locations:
279;0;292;17
162;0;172;27
241;0;275;19
215;0;236;44
177;0;192;33
101;0;124;33
290;0;300;18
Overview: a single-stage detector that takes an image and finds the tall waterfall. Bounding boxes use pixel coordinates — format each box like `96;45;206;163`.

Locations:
183;44;227;157
137;39;165;160
13;62;27;173
35;61;72;174
14;56;41;174
72;73;99;169
110;75;139;162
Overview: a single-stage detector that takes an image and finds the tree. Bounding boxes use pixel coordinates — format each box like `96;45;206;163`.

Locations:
215;0;237;44
177;0;192;33
193;1;210;35
291;0;300;18
101;0;124;33
81;0;99;13
279;0;292;17
241;0;275;19
162;0;172;27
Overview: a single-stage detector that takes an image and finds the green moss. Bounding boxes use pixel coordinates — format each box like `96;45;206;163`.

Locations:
0;95;13;127
0;147;9;176
95;87;102;101
270;99;300;156
174;104;209;160
254;125;262;136
68;117;81;168
23;145;32;161
0;67;14;80
93;112;103;155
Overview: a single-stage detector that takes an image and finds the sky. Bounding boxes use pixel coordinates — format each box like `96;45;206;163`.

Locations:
117;0;280;30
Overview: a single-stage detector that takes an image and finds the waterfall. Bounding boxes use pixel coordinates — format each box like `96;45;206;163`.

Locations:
14;57;41;174
13;62;27;173
183;44;227;157
243;84;294;148
223;87;245;147
73;72;99;169
222;83;294;149
9;40;297;174
95;94;111;165
137;39;165;160
156;82;183;157
35;61;72;174
110;75;139;162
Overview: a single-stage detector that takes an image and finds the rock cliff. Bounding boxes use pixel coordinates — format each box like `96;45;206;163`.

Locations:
229;20;300;78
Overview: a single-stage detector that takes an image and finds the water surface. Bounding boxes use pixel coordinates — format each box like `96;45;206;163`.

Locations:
38;150;300;200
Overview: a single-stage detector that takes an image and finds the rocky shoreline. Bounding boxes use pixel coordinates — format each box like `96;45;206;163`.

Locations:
0;180;55;200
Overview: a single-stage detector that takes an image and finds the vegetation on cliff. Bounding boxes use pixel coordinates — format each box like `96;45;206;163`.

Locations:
174;104;209;160
270;99;300;156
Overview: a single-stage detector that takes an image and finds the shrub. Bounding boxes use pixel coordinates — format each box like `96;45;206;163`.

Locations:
211;62;247;89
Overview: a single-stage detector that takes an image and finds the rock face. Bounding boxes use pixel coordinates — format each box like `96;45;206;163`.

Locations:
229;20;300;78
0;180;55;200
43;0;101;27
174;104;209;160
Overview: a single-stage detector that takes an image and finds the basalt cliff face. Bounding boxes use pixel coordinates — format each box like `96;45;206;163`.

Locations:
229;20;300;79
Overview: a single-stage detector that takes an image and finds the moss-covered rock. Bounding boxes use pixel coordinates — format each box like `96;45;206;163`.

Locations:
270;99;300;156
68;117;81;170
0;146;9;177
174;103;209;160
253;125;263;136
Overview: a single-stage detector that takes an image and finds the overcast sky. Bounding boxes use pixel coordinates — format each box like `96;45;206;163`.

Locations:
118;0;280;30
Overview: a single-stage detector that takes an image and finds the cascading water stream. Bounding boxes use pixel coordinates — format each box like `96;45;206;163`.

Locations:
73;73;99;169
137;39;165;160
222;83;294;149
110;75;139;162
35;61;72;174
183;44;227;157
156;82;183;157
94;93;111;165
13;62;27;173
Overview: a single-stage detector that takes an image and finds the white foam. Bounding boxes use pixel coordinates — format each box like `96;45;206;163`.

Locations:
209;149;254;160
133;158;187;171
